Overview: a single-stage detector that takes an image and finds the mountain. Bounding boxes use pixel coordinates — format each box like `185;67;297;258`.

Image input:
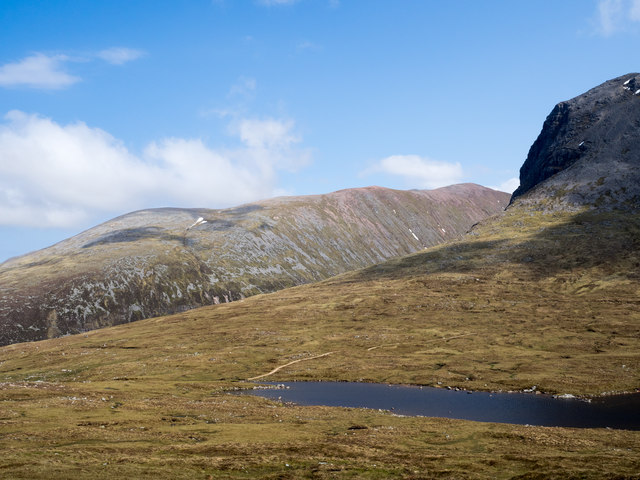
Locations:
511;72;640;210
0;76;639;479
0;183;509;346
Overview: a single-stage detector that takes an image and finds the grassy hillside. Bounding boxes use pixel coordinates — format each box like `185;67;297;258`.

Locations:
0;203;639;478
0;184;509;345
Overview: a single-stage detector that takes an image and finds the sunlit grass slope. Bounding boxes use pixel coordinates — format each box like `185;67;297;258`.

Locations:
3;206;638;394
0;205;639;478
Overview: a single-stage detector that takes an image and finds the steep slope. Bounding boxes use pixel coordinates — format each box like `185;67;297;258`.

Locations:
511;72;640;209
0;183;509;345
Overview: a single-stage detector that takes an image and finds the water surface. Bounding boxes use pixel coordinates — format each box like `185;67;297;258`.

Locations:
242;381;640;430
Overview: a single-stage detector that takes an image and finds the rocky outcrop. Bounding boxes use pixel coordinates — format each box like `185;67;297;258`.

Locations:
0;184;509;346
511;73;640;210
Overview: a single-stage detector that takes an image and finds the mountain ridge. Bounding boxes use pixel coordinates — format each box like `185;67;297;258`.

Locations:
0;183;509;346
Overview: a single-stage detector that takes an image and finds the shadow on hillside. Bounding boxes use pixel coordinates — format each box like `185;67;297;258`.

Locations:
219;204;264;217
350;209;640;282
83;227;187;248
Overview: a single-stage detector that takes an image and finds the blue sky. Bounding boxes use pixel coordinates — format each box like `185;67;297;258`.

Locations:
0;0;639;262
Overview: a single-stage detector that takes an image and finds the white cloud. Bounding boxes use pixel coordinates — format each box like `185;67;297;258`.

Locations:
0;111;310;228
595;0;640;35
0;48;144;89
364;154;463;190
97;47;145;65
489;177;519;194
0;54;80;89
598;0;623;35
236;118;297;149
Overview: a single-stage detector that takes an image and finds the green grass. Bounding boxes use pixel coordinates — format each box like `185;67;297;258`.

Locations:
0;206;639;478
1;380;639;479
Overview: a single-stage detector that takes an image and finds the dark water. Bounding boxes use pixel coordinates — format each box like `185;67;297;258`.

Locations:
241;382;640;430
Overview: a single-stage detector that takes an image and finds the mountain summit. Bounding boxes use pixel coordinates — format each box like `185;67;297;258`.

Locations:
511;73;640;210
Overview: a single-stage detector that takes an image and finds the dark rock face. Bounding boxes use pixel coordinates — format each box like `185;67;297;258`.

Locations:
511;73;640;209
512;103;579;197
0;184;509;346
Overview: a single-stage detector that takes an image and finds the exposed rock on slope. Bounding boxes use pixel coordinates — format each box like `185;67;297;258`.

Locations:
511;73;640;210
0;184;508;345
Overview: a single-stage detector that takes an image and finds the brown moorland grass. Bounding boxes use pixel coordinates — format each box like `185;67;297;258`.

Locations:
0;207;639;478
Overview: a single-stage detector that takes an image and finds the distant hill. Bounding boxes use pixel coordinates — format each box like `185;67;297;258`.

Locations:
0;183;508;345
511;72;640;210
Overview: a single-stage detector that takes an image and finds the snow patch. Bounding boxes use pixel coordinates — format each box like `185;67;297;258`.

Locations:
624;78;631;85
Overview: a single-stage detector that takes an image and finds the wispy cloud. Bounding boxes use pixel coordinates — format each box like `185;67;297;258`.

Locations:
0;47;145;90
489;177;519;194
0;111;310;228
97;47;145;65
363;154;463;190
228;76;257;98
235;118;297;149
595;0;640;35
0;54;80;89
200;76;259;119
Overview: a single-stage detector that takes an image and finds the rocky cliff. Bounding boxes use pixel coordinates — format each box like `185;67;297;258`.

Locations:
511;73;640;210
0;184;509;345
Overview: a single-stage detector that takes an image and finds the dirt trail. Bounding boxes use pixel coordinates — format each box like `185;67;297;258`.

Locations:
247;351;336;381
248;333;477;380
